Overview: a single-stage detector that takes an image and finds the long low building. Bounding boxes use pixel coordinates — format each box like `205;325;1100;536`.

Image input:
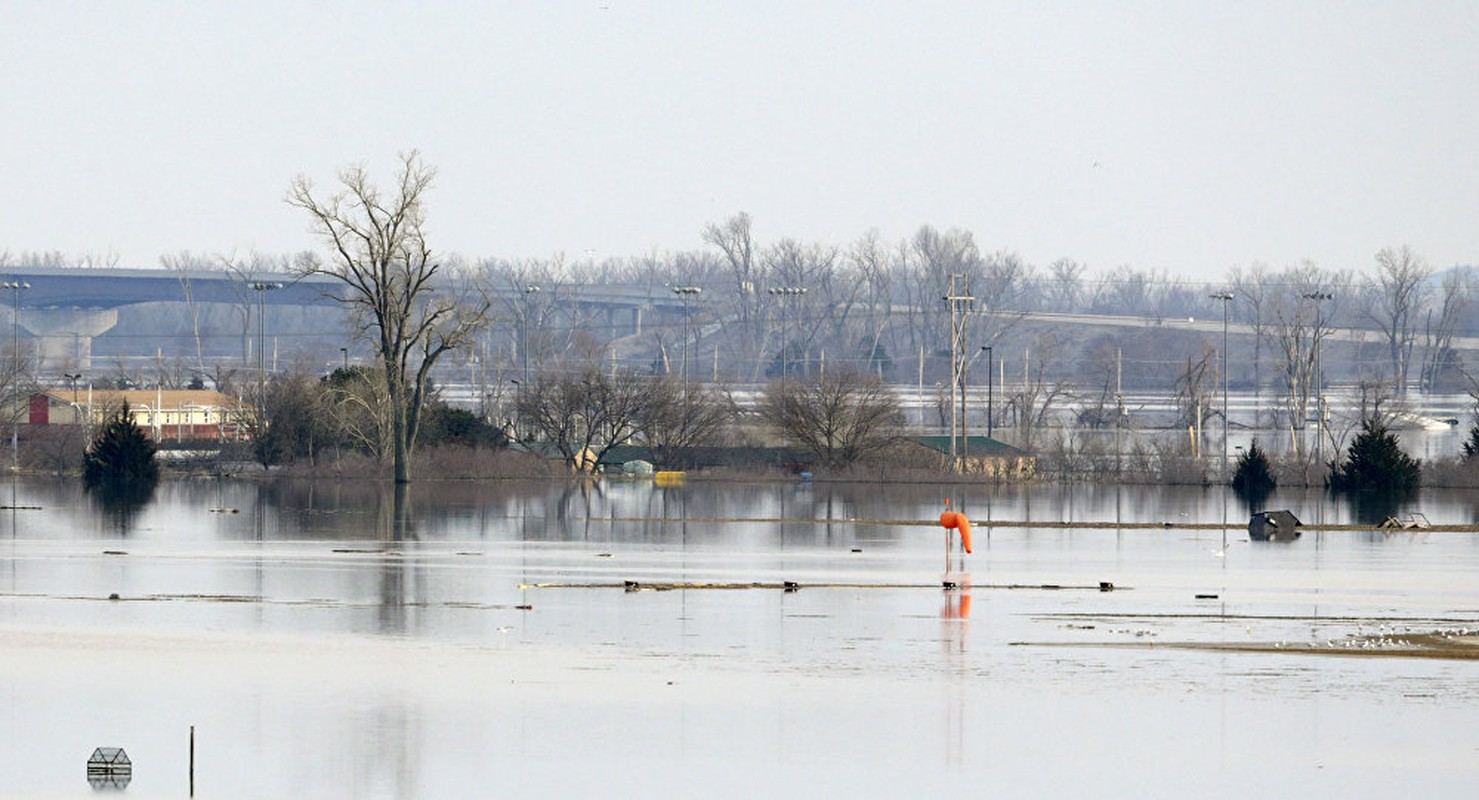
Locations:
28;389;251;441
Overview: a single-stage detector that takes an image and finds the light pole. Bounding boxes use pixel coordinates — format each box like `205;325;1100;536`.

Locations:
250;281;282;426
767;287;806;393
1210;292;1233;479
672;286;702;400
522;284;541;387
982;345;994;439
64;373;82;421
1302;291;1332;461
3;281;29;472
963;345;992;455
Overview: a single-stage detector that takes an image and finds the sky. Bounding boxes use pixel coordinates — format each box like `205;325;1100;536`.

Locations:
2;1;1477;277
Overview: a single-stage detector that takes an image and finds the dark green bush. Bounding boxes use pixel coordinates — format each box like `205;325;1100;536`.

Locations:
1462;424;1479;463
83;402;159;490
1231;438;1276;502
1329;417;1420;494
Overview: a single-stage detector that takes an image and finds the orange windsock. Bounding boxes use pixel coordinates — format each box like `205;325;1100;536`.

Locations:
939;510;973;554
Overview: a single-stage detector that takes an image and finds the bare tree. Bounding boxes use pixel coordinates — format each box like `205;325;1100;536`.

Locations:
759;367;902;470
976;248;1033;345
287;150;490;483
1074;335;1121;430
1420;267;1471;392
1006;334;1074;450
161;251;215;373
1365;245;1431;397
634;376;733;468
849;230;897;376
1045;258;1086;312
703;212;767;381
0;340;38;461
1264;263;1335;432
220;251;290;371
904;225;978;356
515;362;649;471
1172;347;1218;452
318;365;392;464
1228;263;1273;393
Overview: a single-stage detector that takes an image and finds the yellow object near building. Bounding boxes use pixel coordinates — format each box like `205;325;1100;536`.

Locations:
654;471;686;487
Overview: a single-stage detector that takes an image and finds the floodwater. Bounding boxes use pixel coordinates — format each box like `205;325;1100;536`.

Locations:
2;477;1477;798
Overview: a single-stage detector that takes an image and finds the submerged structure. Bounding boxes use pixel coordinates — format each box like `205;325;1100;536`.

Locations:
1248;510;1302;541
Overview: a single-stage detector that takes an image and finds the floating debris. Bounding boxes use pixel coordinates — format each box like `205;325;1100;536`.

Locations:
1379;512;1431;530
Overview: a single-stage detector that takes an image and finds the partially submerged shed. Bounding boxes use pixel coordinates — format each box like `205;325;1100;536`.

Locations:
87;748;131;771
909;436;1035;479
1248;510;1302;541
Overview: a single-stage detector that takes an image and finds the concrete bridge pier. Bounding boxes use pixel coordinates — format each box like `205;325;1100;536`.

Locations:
3;307;120;371
600;305;646;338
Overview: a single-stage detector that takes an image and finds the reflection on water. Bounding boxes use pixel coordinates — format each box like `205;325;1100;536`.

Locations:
1;476;1477;797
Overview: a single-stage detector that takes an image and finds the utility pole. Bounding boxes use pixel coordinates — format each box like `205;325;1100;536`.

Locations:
3;280;29;472
1210;292;1233;480
1302;291;1333;462
944;275;975;467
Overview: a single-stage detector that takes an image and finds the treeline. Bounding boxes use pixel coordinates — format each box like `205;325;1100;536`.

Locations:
250;361;905;476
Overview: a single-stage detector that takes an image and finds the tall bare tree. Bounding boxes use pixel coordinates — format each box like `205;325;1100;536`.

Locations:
1228;263;1272;393
1264;263;1335;433
1365;245;1431;397
1420;267;1470;392
703;212;766;381
849;230;898;376
161;251;213;374
287;150;490;483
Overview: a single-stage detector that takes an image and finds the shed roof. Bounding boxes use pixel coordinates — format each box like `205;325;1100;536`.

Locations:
910;436;1030;458
88;748;131;766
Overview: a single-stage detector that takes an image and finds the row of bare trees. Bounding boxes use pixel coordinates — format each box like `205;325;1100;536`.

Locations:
9;152;1476;485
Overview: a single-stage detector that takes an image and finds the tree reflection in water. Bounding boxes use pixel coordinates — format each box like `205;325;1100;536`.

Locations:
85;480;155;537
378;482;414;635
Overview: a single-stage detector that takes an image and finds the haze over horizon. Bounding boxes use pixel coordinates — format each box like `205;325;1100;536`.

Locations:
3;2;1476;276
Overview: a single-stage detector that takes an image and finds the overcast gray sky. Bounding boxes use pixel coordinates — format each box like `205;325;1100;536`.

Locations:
2;1;1475;277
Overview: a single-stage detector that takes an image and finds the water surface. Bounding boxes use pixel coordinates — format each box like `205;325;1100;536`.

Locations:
2;477;1476;798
